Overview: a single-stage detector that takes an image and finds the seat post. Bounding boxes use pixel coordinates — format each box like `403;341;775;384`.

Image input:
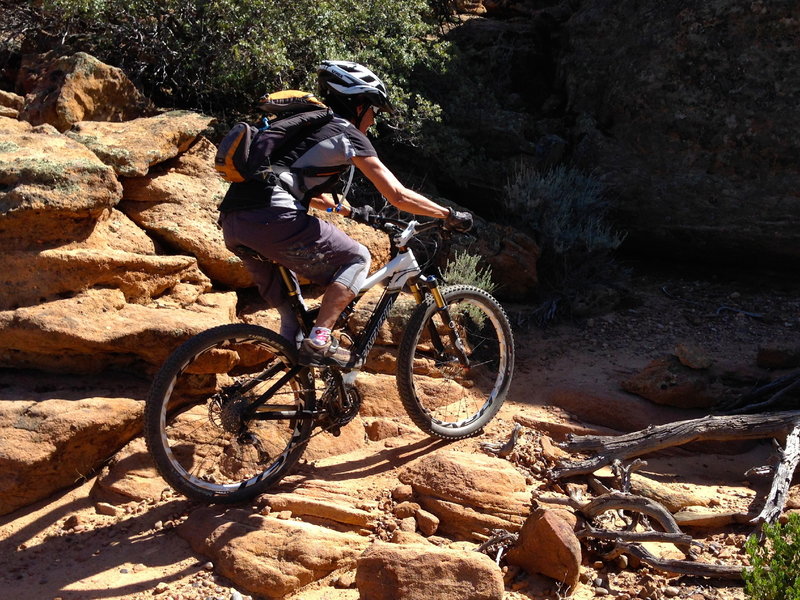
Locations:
277;264;315;334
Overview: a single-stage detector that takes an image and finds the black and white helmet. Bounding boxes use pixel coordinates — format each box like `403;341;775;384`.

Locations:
317;60;394;114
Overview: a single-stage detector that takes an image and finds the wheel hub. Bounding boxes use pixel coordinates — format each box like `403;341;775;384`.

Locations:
209;391;250;434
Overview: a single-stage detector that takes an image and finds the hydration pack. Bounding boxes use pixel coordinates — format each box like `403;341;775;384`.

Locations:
214;91;334;183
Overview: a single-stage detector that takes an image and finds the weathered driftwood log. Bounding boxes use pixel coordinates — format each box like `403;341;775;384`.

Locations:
754;424;800;524
553;411;800;479
573;493;743;578
576;522;693;547
577;492;690;553
579;493;683;534
554;411;800;525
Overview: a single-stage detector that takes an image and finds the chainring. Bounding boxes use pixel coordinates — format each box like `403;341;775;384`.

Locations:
319;368;361;429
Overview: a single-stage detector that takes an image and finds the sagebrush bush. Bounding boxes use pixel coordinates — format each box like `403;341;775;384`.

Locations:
443;250;496;293
503;164;626;317
442;250;496;325
744;514;800;599
504;164;624;257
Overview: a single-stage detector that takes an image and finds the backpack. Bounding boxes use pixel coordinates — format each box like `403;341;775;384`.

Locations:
214;90;334;183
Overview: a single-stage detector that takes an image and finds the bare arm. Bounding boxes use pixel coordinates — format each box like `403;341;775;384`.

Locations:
350;155;449;218
308;193;340;213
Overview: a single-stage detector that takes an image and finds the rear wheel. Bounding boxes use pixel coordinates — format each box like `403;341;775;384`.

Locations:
396;285;514;439
144;323;314;503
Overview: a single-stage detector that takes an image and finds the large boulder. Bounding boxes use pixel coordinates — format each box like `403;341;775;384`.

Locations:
119;137;252;289
0;90;24;118
398;449;530;539
17;52;153;132
0;288;236;373
356;542;505;600
621;354;722;409
467;222;540;302
66;208;157;254
439;199;540;302
0;115;31;133
178;507;368;599
0;370;147;515
2;248;212;310
506;508;582;591
65;110;214;177
315;209;393;271
0;120;122;250
93;437;168;503
354;373;407;418
535;387;706;434
260;491;377;530
561;1;800;263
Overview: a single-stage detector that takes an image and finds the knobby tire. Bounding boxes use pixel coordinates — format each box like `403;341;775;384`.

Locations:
396;284;514;439
143;323;314;504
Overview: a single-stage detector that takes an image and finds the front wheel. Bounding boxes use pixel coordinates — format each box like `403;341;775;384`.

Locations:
396;285;514;439
143;323;315;504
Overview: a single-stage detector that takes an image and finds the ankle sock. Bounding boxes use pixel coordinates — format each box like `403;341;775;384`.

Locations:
309;327;332;347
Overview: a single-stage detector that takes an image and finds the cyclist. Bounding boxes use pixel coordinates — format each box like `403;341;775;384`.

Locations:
218;59;473;369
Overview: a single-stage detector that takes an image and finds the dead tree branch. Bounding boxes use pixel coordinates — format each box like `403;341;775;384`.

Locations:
754;423;800;524
718;370;800;414
554;411;800;479
576;522;694;547
604;543;746;580
579;492;683;535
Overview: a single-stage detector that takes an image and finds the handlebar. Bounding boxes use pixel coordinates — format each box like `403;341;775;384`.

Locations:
370;214;441;234
350;211;455;276
366;214;448;249
348;205;467;275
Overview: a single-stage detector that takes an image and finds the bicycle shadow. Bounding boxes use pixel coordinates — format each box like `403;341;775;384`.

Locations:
0;481;202;600
286;435;451;486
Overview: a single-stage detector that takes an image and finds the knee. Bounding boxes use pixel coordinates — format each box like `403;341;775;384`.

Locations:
333;244;371;293
354;243;371;272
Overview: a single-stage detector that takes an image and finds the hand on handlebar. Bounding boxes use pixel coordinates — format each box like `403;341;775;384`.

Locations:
349;204;376;224
444;206;473;233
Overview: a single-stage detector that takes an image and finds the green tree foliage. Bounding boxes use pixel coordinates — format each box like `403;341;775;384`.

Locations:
3;0;525;190
9;0;447;138
744;514;800;599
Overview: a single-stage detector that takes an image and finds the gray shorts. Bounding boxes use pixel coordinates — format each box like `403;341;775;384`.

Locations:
219;207;370;307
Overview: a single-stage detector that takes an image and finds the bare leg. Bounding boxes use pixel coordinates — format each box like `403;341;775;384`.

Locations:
299;282;363;367
313;282;356;330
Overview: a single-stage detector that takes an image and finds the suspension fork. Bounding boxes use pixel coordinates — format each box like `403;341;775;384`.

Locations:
413;277;470;367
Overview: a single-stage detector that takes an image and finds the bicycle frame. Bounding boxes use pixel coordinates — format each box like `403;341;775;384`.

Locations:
282;220;434;357
244;218;468;422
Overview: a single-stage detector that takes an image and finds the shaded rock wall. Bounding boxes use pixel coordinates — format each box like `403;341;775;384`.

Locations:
437;0;799;265
561;0;800;263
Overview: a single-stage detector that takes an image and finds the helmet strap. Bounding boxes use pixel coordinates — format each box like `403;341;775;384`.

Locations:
354;103;371;130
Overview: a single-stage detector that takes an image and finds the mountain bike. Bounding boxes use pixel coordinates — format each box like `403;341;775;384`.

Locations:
143;212;515;504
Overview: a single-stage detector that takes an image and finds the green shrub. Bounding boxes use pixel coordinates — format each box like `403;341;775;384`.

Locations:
443;250;496;293
503;164;624;258
5;0;449;140
744;514;800;599
502;164;626;318
442;250;496;325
